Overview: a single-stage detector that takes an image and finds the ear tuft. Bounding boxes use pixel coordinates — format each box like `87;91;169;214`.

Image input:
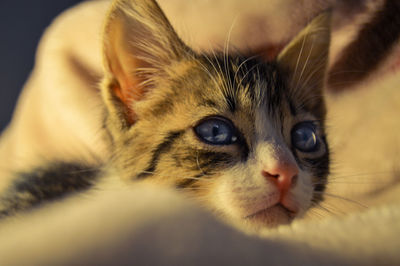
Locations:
277;12;331;102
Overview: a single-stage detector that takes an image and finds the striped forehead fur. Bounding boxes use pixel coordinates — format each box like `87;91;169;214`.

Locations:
201;55;287;115
142;53;293;123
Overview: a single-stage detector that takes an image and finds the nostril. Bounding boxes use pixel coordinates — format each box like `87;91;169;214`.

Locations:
291;175;298;187
261;170;279;179
261;166;299;192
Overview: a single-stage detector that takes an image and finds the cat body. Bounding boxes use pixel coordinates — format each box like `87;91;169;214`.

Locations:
0;0;331;230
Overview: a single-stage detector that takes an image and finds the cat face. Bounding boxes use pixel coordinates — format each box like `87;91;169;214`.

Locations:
102;0;330;229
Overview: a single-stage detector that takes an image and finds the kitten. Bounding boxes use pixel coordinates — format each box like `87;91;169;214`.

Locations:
0;0;331;230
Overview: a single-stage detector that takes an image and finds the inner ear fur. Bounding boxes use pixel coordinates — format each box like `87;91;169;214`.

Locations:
277;12;331;116
102;0;189;127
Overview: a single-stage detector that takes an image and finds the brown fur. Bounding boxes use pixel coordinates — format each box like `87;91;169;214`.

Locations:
97;0;331;230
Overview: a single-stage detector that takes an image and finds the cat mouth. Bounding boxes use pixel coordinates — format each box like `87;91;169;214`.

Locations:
243;204;297;227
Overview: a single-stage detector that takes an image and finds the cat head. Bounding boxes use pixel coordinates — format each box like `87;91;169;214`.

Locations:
101;0;330;230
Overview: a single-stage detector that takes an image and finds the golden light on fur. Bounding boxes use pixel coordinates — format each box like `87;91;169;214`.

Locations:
98;0;332;230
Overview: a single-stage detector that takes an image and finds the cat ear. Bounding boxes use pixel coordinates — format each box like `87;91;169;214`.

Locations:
277;12;331;115
102;0;188;125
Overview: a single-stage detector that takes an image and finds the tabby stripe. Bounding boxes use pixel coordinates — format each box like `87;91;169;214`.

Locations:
287;95;297;116
136;130;184;179
304;153;330;181
0;162;99;218
291;142;329;201
306;152;330;203
176;174;203;189
224;93;237;113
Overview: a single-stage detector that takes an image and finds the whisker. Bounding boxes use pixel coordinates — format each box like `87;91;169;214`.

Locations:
295;29;315;92
315;191;368;209
223;16;238;94
291;26;308;89
202;52;230;95
311;199;348;216
137;170;213;183
196;150;206;175
182;49;222;91
303;208;326;220
233;55;259;86
238;63;260;89
312;204;339;216
311;172;397;186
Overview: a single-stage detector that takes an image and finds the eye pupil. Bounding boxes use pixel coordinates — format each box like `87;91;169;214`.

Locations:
292;123;318;152
212;125;219;137
195;117;237;145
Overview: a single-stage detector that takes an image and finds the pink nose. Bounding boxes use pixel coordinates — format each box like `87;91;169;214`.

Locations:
262;161;299;194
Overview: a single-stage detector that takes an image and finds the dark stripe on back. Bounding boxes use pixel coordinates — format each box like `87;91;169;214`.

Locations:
0;162;99;218
137;130;184;179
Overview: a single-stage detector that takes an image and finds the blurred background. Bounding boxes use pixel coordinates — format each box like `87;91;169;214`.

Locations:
0;0;84;132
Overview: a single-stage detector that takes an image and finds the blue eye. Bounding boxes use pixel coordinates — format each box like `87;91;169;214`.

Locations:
195;117;238;145
291;122;318;152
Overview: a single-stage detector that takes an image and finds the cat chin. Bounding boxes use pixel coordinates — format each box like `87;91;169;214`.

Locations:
242;204;295;229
